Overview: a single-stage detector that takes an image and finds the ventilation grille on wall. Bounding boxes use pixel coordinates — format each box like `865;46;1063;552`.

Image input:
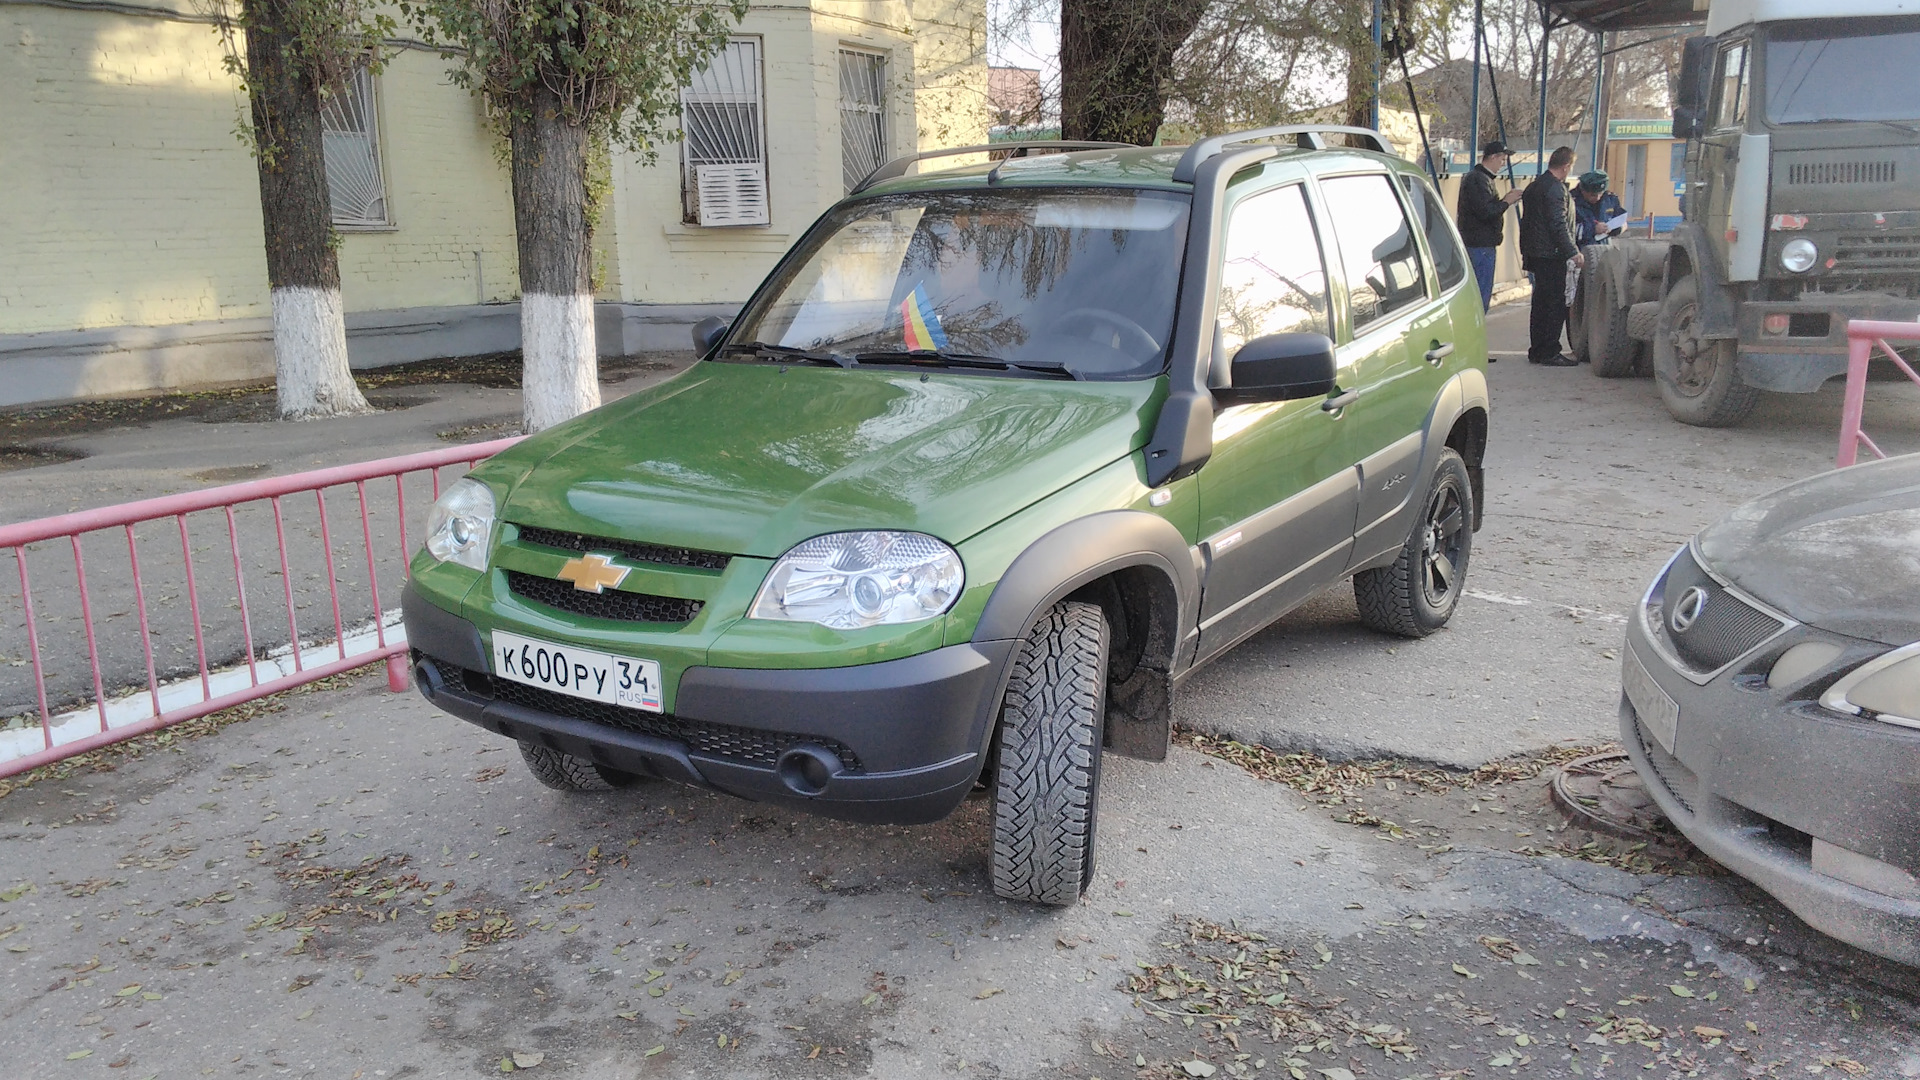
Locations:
1786;161;1897;186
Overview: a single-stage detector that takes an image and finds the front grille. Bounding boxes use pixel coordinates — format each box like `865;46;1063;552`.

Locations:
468;672;863;772
514;524;731;571
1659;548;1783;674
1786;160;1896;186
1632;715;1696;815
1830;231;1920;278
506;570;703;625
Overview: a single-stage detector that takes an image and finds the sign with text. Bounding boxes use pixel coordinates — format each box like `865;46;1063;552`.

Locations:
1608;119;1674;140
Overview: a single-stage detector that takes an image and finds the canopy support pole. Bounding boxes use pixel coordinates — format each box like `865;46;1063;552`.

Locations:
1469;0;1484;155
1536;0;1552;174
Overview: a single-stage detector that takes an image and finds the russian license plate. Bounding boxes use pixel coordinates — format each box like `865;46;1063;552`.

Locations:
1622;643;1679;753
491;630;663;713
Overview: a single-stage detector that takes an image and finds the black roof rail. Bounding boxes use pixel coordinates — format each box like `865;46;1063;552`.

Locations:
1171;125;1393;183
850;140;1134;195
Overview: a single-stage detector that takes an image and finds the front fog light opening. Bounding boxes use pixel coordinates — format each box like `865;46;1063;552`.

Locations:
424;478;496;571
1780;237;1817;274
1820;642;1920;729
750;531;963;630
1766;641;1843;689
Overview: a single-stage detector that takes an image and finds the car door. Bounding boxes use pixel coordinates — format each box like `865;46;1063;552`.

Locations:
1311;172;1441;568
1698;37;1751;277
1195;182;1356;662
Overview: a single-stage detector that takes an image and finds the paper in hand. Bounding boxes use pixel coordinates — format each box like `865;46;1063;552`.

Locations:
1606;212;1630;234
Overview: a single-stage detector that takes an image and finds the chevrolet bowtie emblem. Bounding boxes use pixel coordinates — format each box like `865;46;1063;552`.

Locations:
556;552;630;594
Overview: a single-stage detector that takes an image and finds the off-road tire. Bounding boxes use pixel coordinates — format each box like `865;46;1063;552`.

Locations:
1568;258;1593;365
1353;448;1474;639
518;741;647;791
1653;276;1760;427
989;601;1108;906
1588;272;1639;378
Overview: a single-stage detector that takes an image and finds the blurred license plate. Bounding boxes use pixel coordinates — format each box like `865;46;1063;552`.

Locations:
1622;644;1679;753
492;630;662;713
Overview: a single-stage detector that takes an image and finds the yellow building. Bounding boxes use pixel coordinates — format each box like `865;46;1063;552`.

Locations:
0;0;989;408
1599;119;1685;225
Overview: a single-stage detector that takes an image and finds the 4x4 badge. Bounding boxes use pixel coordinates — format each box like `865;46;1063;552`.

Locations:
1670;586;1709;633
557;552;630;593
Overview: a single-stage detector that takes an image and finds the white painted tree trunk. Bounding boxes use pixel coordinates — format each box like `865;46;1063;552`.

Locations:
272;286;372;420
521;292;600;431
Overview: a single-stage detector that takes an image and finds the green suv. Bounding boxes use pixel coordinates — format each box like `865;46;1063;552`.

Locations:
402;125;1490;905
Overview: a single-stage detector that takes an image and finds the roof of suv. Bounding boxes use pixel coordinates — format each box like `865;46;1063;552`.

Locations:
854;142;1415;199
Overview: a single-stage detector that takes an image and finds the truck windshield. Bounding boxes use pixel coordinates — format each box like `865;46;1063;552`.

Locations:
724;188;1190;380
1765;19;1920;125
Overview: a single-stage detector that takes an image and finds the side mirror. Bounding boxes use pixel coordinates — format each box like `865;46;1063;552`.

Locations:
691;315;729;356
1213;333;1337;404
1672;36;1711;140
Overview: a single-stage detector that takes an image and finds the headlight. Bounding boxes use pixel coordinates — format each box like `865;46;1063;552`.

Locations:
424;478;495;571
1820;642;1920;729
750;531;963;629
1780;237;1818;273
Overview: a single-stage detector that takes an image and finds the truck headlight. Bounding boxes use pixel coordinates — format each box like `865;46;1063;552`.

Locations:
1780;238;1818;273
750;531;963;629
424;478;496;571
1820;642;1920;729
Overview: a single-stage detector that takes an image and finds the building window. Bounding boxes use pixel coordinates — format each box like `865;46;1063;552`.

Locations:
321;61;389;228
838;48;888;192
682;38;769;227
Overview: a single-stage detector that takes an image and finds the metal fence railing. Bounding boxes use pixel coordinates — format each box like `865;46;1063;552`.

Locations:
1839;320;1920;468
0;437;523;779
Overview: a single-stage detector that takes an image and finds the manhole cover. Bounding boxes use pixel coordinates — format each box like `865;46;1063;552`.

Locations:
1549;751;1669;840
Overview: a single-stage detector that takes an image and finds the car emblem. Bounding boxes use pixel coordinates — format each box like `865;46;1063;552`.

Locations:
1670;586;1710;633
557;552;630;594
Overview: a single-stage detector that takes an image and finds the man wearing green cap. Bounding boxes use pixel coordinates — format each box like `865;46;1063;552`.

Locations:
1574;171;1627;247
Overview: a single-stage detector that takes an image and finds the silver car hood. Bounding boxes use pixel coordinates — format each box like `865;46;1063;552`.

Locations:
1696;454;1920;647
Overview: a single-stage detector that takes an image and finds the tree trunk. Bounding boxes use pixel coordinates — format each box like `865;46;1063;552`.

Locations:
510;83;599;432
242;0;371;421
1340;7;1377;130
1059;0;1209;145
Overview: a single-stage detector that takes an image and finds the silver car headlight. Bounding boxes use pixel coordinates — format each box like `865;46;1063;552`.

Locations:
1780;237;1818;274
424;478;496;571
750;531;963;629
1821;642;1920;729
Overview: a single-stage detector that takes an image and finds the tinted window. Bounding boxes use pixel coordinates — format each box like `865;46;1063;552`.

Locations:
1214;184;1330;357
1712;40;1750;129
1318;173;1429;330
1399;175;1466;292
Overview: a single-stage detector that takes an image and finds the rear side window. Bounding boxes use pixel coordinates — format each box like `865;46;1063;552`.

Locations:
1399;175;1467;292
1214;184;1331;357
1317;173;1429;331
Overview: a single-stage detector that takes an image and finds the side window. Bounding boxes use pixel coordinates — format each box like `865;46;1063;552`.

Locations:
1711;41;1750;130
1399;175;1466;292
1215;184;1331;358
1318;173;1429;331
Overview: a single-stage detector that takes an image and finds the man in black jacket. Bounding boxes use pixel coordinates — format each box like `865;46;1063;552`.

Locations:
1520;146;1584;366
1455;140;1523;310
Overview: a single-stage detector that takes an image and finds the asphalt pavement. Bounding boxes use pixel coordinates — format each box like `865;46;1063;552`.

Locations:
2;305;1920;1079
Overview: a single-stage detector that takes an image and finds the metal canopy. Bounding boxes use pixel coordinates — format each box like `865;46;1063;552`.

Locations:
1535;0;1705;31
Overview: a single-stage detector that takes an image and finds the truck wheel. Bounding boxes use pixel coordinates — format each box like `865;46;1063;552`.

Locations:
1353;448;1473;639
1588;273;1638;378
1568;260;1593;365
990;600;1108;906
1654;277;1759;427
518;740;648;791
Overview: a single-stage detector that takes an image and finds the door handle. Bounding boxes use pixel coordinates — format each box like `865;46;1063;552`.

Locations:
1424;343;1453;366
1321;387;1361;412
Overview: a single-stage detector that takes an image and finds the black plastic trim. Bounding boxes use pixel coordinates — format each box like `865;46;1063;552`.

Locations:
402;582;487;671
972;511;1198;649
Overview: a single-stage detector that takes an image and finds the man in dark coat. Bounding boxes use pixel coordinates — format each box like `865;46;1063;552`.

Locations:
1455;140;1524;310
1520;146;1583;365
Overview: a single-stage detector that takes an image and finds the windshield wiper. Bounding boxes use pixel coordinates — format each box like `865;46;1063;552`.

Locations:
721;341;855;368
851;350;1080;380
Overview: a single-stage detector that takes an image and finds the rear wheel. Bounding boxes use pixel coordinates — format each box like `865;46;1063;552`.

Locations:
518;741;649;791
1568;258;1593;365
1354;448;1474;639
1653;276;1759;427
1588;272;1639;378
989;601;1108;906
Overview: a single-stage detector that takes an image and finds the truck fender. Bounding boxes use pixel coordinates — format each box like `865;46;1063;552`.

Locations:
1662;223;1740;340
971;510;1199;761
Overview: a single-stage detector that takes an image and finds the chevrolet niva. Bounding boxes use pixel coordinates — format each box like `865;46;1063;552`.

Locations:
402;126;1492;905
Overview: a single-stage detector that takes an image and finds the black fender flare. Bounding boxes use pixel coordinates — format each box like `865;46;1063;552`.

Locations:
1662;223;1740;340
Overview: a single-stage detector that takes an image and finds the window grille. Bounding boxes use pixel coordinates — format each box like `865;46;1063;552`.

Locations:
683;39;769;226
321;61;389;228
838;48;888;193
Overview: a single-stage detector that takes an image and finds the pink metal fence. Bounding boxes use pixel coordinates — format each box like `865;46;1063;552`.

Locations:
1839;320;1920;468
0;437;523;779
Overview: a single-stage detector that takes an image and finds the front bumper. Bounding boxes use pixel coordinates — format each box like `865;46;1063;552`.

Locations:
403;582;1014;824
1736;293;1920;392
1619;574;1920;966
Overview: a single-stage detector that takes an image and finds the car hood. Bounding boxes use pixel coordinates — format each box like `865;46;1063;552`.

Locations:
1696;454;1920;646
498;362;1161;558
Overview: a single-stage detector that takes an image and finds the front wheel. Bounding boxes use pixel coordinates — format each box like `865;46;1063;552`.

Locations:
1653;276;1759;427
989;601;1108;906
1354;448;1474;639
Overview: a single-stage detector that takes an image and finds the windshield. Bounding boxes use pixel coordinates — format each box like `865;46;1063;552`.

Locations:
1765;18;1920;125
724;188;1190;380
